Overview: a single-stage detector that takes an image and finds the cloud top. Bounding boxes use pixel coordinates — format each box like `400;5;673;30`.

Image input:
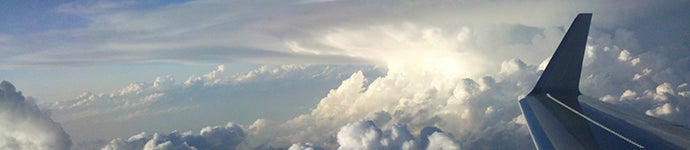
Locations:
0;81;72;150
102;122;245;150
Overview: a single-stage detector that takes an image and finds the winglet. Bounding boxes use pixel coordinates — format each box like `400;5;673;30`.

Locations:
530;13;592;97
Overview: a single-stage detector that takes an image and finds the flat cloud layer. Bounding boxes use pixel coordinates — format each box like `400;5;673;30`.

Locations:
0;81;71;150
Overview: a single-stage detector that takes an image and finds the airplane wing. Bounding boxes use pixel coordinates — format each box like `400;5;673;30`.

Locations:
519;13;690;149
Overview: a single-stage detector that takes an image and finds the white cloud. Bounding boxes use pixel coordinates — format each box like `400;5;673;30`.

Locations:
426;132;460;150
4;1;682;149
236;22;687;149
48;64;380;144
49;65;373;116
619;90;637;101
288;143;324;150
0;81;72;150
645;103;679;117
617;49;632;62
239;46;538;149
582;29;690;126
101;122;245;150
37;20;685;149
600;95;617;103
336;120;385;150
51;16;687;149
335;120;458;150
657;83;675;96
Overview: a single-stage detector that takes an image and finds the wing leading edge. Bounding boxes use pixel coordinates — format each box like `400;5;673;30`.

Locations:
519;13;690;149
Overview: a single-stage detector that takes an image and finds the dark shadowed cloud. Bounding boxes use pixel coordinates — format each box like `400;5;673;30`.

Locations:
0;81;72;149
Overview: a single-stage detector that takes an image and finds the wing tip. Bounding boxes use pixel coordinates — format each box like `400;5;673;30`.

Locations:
529;13;592;96
576;13;592;21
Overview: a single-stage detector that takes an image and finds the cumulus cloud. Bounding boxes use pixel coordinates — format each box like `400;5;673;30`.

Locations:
9;1;683;149
425;132;459;150
288;143;324;150
225;24;547;149
234;20;686;149
48;64;381;145
34;19;683;150
581;29;690;126
49;12;687;149
0;81;71;150
335;120;458;150
101;122;245;150
336;120;386;150
109;120;458;150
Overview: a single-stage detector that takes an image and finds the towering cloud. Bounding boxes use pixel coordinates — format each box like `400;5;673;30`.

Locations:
0;81;72;150
14;1;684;149
238;23;689;149
57;20;689;150
234;24;541;149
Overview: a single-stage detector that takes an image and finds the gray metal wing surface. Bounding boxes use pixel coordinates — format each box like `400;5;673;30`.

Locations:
519;13;690;150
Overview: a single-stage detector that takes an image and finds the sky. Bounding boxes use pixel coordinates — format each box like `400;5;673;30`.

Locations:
0;0;689;150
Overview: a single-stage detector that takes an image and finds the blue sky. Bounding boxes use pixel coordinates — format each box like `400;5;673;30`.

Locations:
0;0;689;149
0;0;260;100
0;0;82;34
1;62;256;100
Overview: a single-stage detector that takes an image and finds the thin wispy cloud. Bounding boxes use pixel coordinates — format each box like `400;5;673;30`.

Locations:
2;0;685;68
